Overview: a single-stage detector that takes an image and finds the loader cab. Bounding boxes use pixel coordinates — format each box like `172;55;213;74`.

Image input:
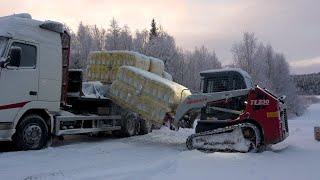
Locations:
199;68;253;121
200;68;253;93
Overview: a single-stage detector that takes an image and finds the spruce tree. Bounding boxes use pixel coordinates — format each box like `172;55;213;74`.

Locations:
149;18;158;40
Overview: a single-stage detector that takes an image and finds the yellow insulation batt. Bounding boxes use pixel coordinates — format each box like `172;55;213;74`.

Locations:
109;66;191;124
110;81;170;125
149;57;165;76
86;51;151;83
117;66;191;108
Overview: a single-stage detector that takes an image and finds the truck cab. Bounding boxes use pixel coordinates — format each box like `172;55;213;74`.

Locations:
0;14;63;142
0;14;150;150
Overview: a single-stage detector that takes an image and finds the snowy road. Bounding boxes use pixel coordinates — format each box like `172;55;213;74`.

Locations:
1;103;320;180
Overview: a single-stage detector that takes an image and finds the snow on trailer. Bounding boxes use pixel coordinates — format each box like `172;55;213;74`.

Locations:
82;81;108;99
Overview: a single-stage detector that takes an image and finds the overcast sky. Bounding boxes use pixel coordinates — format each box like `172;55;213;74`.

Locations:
1;0;319;74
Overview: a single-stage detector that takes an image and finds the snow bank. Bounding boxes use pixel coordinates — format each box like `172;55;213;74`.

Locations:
1;103;320;180
125;127;193;145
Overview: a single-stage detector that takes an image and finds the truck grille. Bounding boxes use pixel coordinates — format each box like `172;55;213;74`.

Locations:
280;109;288;133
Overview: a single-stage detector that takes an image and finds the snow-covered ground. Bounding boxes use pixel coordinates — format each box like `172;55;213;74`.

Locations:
1;103;320;180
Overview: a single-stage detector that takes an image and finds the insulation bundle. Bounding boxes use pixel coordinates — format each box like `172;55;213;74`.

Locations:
86;51;150;83
149;57;165;76
109;66;191;125
162;71;173;81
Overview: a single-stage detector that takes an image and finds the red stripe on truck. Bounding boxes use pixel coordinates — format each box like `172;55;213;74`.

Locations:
0;101;30;110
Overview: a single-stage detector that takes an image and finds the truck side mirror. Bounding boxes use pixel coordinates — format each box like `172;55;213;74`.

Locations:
8;46;22;67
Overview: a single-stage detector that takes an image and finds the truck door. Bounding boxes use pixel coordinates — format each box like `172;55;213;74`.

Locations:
0;40;39;123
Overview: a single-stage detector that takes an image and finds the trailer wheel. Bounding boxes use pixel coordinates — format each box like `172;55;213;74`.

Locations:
121;112;138;137
13;114;49;150
139;119;152;135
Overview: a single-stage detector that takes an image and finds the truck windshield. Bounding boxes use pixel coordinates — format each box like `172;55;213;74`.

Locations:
0;37;8;57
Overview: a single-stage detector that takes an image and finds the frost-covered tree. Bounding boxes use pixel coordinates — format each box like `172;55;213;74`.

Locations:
232;32;257;75
270;54;303;115
91;25;105;51
118;25;133;50
232;32;306;116
167;48;187;84
149;19;158;40
105;18;121;50
263;44;275;88
78;23;93;61
231;32;268;86
105;19;133;51
69;30;81;68
293;73;320;95
182;46;221;91
145;27;178;67
69;22;93;69
69;23;108;69
133;30;149;54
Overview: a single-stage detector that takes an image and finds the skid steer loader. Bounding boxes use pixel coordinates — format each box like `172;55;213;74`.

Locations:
172;68;289;152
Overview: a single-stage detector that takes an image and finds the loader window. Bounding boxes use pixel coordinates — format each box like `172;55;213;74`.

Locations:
10;42;37;68
232;76;246;90
206;77;229;93
0;37;8;57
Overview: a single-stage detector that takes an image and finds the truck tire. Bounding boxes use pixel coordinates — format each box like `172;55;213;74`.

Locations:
13;114;49;150
121;112;138;137
139;119;152;135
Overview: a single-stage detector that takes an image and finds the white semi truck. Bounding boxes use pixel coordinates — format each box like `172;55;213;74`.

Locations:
0;14;151;150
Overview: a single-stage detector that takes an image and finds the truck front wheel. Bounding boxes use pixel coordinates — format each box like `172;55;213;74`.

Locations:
14;115;49;150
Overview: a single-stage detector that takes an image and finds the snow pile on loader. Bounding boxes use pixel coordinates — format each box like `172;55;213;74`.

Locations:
86;51;172;83
109;66;191;125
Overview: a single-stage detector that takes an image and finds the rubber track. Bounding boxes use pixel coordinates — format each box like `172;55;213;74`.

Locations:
186;123;261;153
